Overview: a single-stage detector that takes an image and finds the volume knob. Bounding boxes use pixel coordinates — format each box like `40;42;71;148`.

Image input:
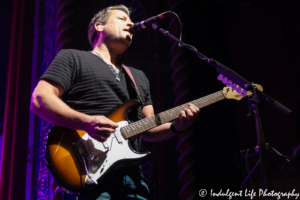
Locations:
91;164;98;172
92;155;99;162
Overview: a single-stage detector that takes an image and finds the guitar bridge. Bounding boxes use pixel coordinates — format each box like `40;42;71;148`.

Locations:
72;141;89;162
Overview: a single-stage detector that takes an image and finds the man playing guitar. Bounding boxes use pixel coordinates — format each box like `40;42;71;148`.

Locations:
30;4;199;200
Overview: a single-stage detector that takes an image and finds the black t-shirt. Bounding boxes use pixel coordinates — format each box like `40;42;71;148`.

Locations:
41;49;152;116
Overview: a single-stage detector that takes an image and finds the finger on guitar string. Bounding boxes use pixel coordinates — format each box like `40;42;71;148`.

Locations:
93;115;119;128
185;108;194;118
95;127;115;139
173;103;201;132
185;104;200;123
90;127;115;142
180;110;187;122
188;103;200;113
95;126;116;134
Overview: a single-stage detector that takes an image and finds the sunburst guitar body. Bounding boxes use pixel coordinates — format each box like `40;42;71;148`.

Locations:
46;100;150;194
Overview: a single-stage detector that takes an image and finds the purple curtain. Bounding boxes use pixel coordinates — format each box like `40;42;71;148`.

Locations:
0;0;35;199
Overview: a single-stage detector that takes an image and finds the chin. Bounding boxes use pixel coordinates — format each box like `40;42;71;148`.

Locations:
125;36;132;46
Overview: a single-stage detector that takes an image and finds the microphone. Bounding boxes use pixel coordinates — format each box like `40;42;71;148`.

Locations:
129;11;171;34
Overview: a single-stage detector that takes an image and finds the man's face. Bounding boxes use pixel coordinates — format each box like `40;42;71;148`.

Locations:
102;10;133;47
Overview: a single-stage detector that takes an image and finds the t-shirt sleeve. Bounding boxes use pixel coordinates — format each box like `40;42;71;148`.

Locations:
40;49;76;92
142;73;152;106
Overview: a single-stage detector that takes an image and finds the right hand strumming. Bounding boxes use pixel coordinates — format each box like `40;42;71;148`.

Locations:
84;115;119;142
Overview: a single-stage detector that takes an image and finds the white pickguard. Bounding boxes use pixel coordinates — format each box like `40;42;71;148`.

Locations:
78;121;148;185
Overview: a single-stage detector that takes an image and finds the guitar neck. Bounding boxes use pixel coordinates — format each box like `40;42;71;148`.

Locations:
121;90;226;139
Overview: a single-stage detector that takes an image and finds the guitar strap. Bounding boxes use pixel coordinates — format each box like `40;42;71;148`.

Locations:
122;64;144;107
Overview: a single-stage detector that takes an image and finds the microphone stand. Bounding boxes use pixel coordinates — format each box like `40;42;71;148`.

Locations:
240;144;291;189
151;23;293;197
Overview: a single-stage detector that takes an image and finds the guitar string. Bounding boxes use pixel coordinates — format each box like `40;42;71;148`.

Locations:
91;91;226;147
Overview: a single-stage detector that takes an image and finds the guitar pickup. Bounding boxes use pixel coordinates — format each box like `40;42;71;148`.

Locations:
114;130;122;144
72;141;89;162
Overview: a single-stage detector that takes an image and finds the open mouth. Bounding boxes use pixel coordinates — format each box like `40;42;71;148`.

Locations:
123;29;131;34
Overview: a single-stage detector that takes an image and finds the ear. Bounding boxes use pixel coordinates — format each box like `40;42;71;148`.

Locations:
95;22;103;32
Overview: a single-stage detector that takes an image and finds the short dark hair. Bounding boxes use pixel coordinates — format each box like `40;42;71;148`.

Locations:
88;5;131;48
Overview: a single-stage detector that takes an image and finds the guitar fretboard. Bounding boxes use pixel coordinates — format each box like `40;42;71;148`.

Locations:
120;90;225;139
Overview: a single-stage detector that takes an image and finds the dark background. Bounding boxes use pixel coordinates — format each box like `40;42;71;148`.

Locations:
0;1;13;136
1;0;300;199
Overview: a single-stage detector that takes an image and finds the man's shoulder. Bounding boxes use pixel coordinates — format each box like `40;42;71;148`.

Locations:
124;65;146;76
58;49;91;56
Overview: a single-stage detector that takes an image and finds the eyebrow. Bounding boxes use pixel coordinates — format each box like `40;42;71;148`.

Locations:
116;14;127;19
116;14;132;22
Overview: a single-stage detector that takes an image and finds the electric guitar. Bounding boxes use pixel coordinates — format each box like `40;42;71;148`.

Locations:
45;87;251;194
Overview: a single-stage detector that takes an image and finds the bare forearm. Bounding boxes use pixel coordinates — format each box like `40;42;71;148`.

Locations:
141;122;175;142
30;91;88;131
31;80;118;142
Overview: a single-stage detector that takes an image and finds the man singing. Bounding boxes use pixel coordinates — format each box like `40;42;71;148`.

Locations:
30;4;199;200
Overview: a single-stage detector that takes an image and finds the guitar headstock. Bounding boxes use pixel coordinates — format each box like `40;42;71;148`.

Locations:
223;87;253;101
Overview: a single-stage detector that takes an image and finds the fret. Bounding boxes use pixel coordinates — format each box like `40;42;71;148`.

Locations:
137;120;144;132
150;117;155;128
160;112;168;123
123;126;128;137
219;92;224;98
213;93;220;101
204;97;210;105
135;121;143;133
170;108;177;119
169;109;176;120
127;125;133;137
204;96;211;104
130;123;138;136
150;116;156;128
165;110;172;121
199;98;205;107
197;99;203;107
140;120;146;132
184;103;189;109
128;126;133;137
206;95;213;104
132;125;137;136
212;93;219;101
180;105;186;111
218;92;225;100
135;123;141;135
124;127;129;138
167;110;172;121
120;127;125;138
148;116;154;128
144;118;151;129
205;96;212;105
168;109;176;121
123;126;130;138
164;111;170;122
175;106;181;115
211;94;218;103
129;124;135;136
141;119;147;131
192;100;199;108
126;128;130;138
210;94;218;103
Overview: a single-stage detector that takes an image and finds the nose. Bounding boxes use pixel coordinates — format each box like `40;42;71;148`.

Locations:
127;20;134;27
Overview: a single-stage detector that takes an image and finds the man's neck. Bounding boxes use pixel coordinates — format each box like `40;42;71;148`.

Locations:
93;44;123;69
